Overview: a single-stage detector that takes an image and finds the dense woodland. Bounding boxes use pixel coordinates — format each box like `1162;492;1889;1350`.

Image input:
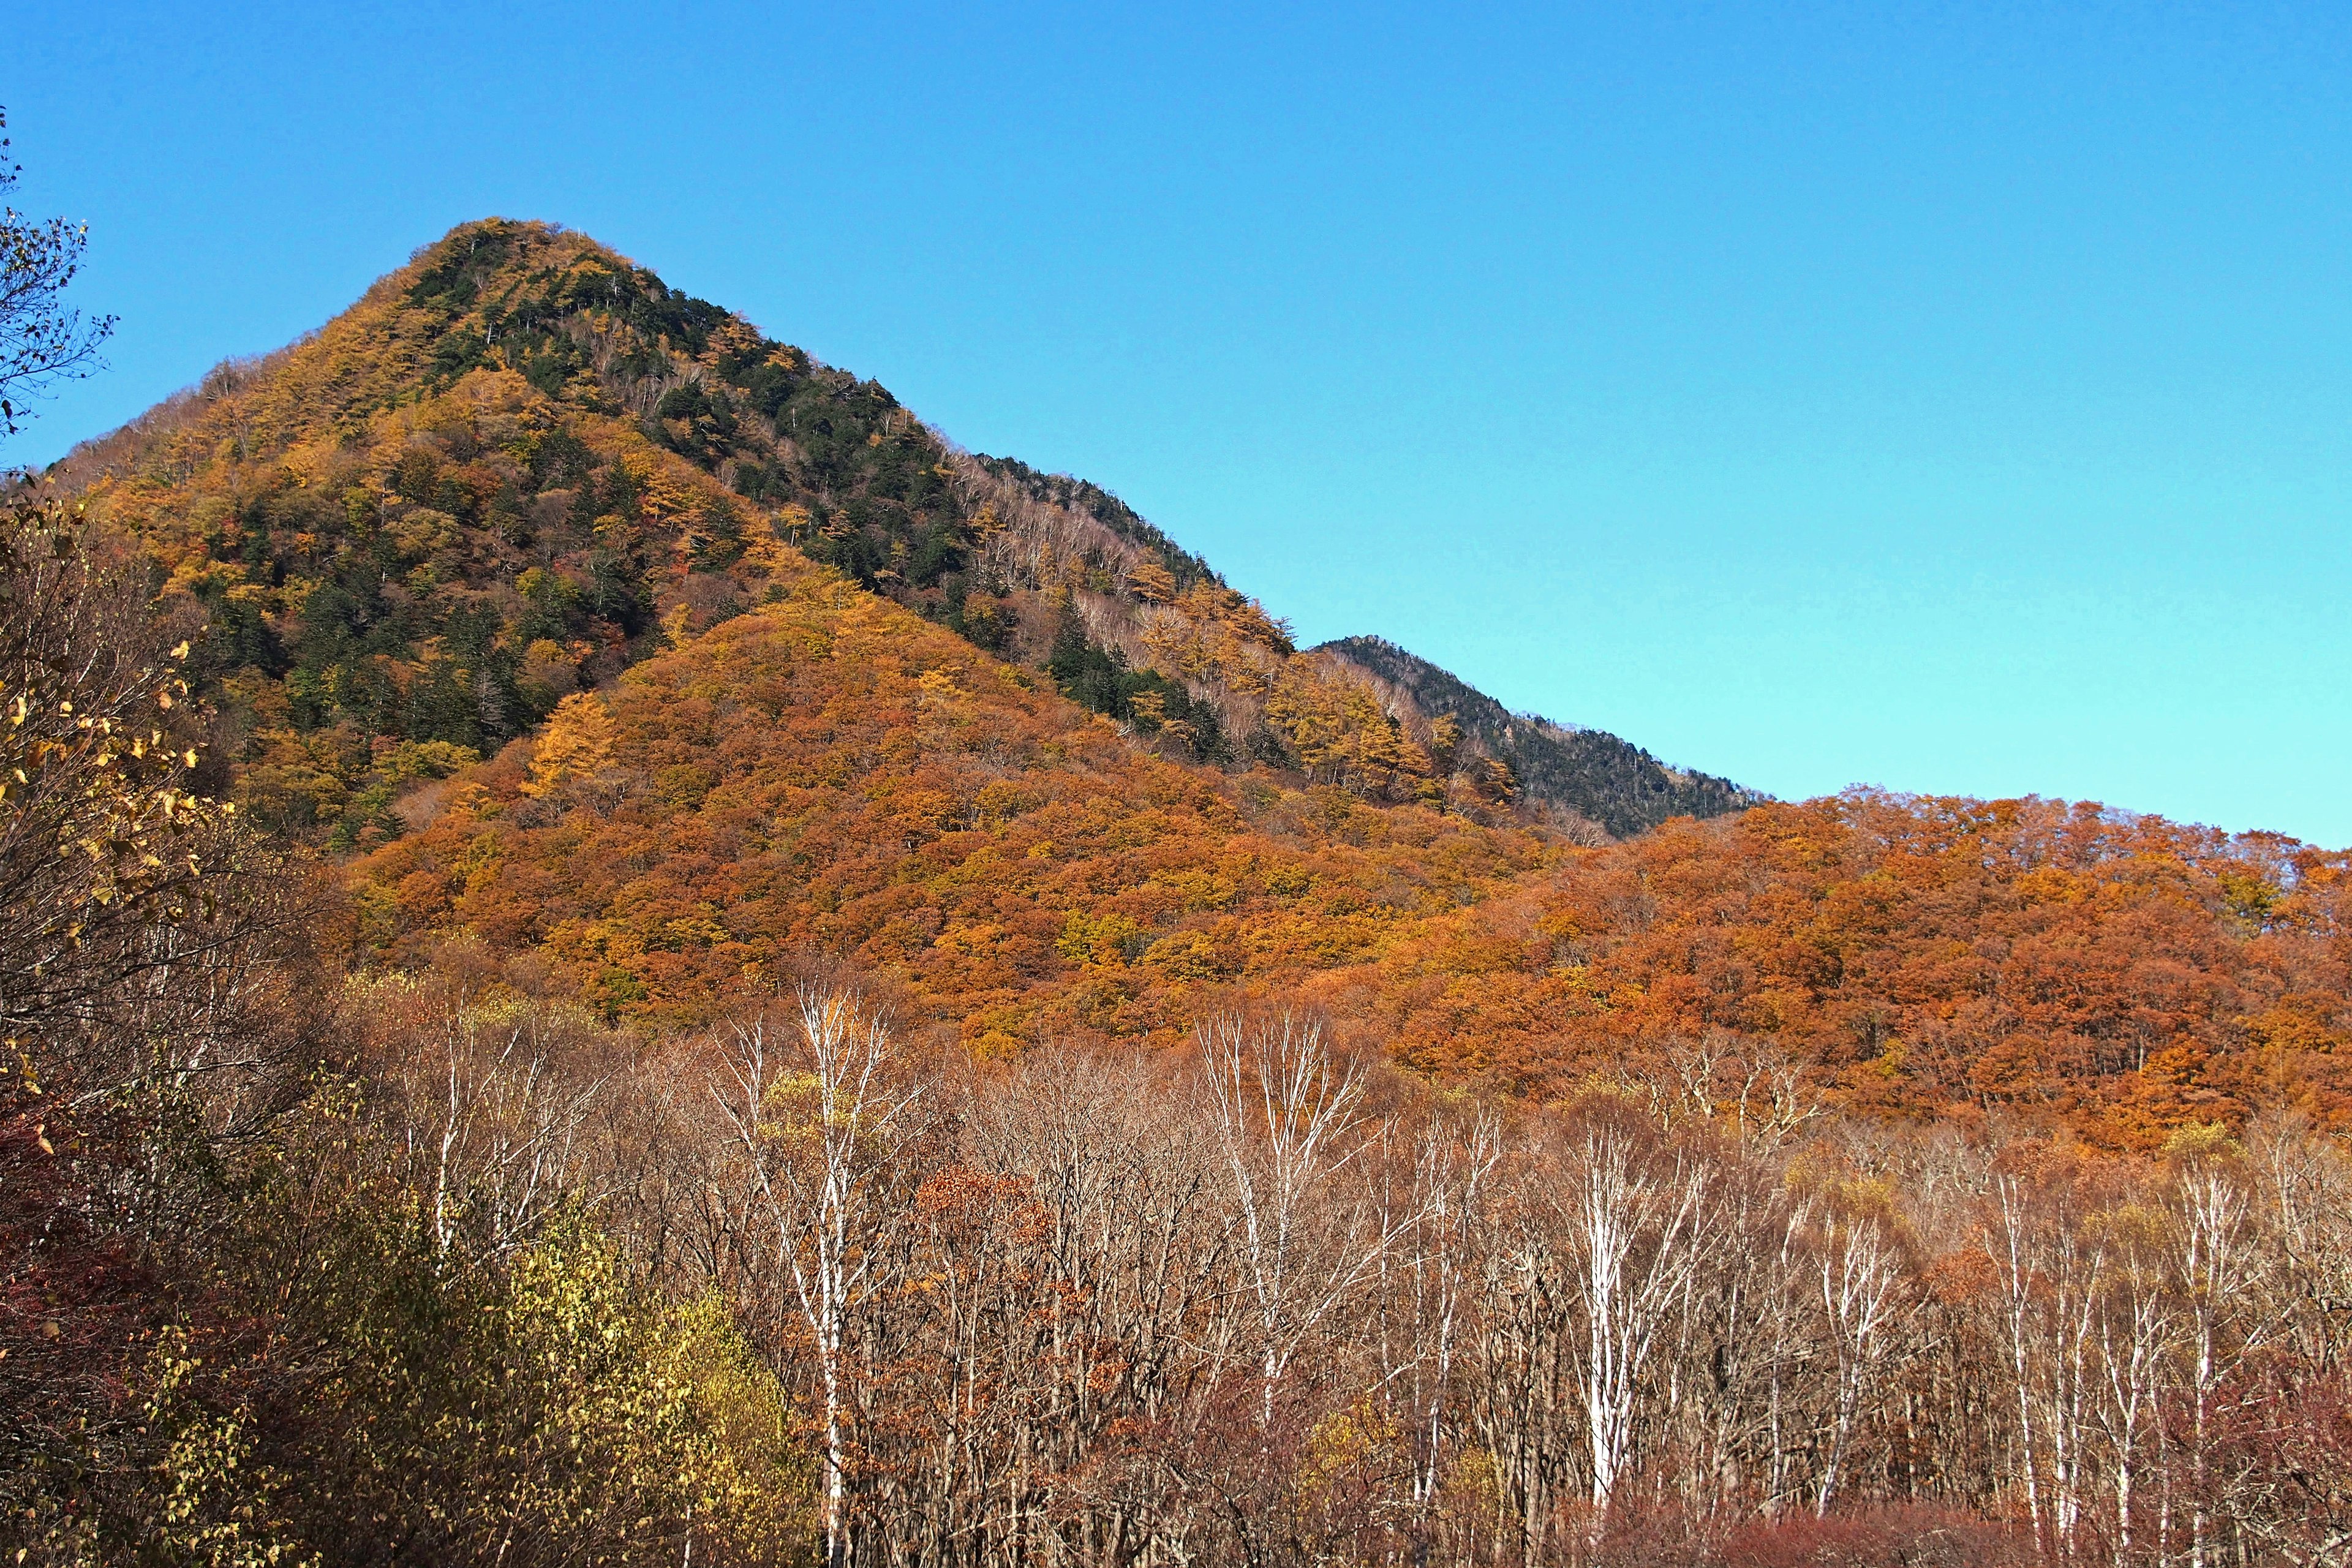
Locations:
5;218;2352;1565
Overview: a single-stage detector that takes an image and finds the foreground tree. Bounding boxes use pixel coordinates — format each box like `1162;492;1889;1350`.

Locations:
717;988;930;1568
1201;1014;1419;1432
0;486;317;1559
0;108;113;442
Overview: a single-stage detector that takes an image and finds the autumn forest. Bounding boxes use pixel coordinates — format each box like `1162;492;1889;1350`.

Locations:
6;215;2351;1567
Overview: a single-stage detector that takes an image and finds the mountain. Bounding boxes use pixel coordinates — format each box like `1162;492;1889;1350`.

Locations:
53;217;1744;845
47;215;2349;1120
1318;634;1760;839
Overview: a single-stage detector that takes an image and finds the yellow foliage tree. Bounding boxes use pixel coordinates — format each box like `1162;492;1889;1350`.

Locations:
521;693;618;799
1125;559;1178;604
1265;655;1439;802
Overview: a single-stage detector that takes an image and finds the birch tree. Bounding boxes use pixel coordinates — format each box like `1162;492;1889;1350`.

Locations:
1812;1199;1907;1517
1553;1097;1719;1518
1990;1164;2111;1561
1199;1014;1420;1432
716;987;927;1568
2094;1202;2172;1567
1403;1109;1500;1520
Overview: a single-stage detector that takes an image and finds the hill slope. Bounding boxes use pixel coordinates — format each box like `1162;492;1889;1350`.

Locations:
354;567;1551;1049
1304;791;2351;1134
55;217;1744;841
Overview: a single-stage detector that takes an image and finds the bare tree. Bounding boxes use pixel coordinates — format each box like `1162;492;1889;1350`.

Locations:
715;987;928;1568
2169;1154;2266;1568
0;110;114;442
1552;1097;1720;1519
1812;1204;1908;1517
1404;1109;1500;1523
368;987;614;1261
1199;1013;1420;1432
959;1041;1229;1558
1989;1165;2111;1561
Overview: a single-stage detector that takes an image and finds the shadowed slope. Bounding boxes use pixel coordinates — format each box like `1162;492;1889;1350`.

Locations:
1321;634;1761;838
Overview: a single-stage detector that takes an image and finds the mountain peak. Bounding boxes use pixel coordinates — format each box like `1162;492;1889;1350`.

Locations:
56;218;1750;846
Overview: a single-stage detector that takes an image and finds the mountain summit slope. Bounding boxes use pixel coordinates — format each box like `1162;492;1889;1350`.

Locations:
54;217;1746;840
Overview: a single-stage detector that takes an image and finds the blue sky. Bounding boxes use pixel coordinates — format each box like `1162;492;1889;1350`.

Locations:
15;2;2351;843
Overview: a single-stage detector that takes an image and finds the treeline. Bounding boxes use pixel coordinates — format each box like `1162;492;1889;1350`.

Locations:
473;997;2352;1568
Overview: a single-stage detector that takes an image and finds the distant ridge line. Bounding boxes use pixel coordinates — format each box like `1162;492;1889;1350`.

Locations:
1317;633;1763;839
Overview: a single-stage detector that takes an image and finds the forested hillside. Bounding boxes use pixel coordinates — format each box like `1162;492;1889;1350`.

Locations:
350;566;1552;1047
1313;792;2351;1133
53;217;1736;843
9;216;2352;1566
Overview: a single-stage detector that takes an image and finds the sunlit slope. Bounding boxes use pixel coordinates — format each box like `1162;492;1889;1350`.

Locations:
350;559;1553;1049
1302;793;2352;1140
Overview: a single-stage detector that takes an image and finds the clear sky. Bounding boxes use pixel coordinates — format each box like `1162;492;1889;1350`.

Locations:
15;2;2351;843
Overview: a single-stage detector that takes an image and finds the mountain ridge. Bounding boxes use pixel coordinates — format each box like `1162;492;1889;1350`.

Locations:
1317;633;1762;838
